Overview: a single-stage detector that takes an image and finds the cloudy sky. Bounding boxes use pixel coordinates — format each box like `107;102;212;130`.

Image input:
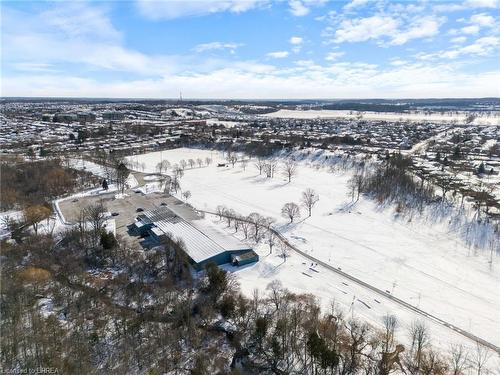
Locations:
1;0;499;98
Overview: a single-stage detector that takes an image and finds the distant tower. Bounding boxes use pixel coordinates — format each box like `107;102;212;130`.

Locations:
179;91;183;103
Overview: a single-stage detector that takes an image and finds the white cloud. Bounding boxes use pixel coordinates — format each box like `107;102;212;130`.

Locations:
389;16;443;45
389;59;408;66
3;0;499;100
136;0;268;19
12;62;59;73
446;36;500;57
290;36;303;45
461;25;481;34
470;13;496;26
193;42;243;53
41;2;121;41
4;62;500;99
325;51;344;61
288;0;327;17
451;36;468;44
2;4;180;76
419;36;500;59
267;51;290;58
289;0;310;16
333;15;399;43
434;0;499;12
465;0;499;8
343;0;371;11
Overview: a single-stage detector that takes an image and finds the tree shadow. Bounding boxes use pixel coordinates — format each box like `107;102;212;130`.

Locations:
335;200;358;213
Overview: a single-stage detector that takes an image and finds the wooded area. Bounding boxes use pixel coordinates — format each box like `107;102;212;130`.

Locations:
1;223;490;374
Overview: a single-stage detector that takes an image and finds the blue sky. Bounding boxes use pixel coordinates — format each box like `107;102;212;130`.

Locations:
1;0;499;98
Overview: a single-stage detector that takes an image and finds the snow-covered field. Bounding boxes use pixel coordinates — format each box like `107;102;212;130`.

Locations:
127;148;499;359
127;148;220;169
263;109;500;125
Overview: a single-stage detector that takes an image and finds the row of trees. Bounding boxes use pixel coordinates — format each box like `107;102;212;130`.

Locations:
254;157;299;182
348;153;498;221
155;156;213;175
281;188;321;223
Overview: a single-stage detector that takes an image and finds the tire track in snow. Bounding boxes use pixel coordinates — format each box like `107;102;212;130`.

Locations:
190;179;500;353
201;208;500;355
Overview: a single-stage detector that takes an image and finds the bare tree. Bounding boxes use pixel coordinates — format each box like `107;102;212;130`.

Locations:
180;159;187;170
241;159;248;171
155;160;167;175
408;320;430;371
450;344;469;375
216;205;227;220
278;241;290;262
196;158;203;168
382;314;398;352
173;165;184;179
347;173;364;202
301;188;319;217
224;208;236;227
282;159;298;182
83;202;107;248
161;160;171;174
162;177;172;194
205;157;212;166
472;343;491;375
264;159;278;178
240;219;251;239
248;212;264;241
228;155;238;168
255;158;265;175
281;202;301;223
23;205;52;235
171;175;181;194
182;190;191;201
115;160;129;194
188;159;195;168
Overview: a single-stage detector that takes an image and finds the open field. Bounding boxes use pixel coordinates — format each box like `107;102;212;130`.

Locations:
126;148;499;355
263;109;500;125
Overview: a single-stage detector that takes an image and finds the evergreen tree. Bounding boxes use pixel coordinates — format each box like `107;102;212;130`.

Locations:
477;162;485;174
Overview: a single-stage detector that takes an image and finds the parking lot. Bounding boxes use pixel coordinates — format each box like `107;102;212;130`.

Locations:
58;189;199;244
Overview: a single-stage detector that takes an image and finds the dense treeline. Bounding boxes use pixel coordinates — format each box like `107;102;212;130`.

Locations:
0;158;98;210
348;153;498;219
1;225;491;374
353;154;435;212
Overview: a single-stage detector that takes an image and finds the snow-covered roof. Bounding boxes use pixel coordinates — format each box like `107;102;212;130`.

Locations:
142;207;251;263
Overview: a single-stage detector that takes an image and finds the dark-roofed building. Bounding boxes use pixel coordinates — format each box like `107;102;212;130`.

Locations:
132;206;258;270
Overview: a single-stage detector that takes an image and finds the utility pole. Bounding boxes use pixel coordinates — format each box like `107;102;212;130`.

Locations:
391;281;397;294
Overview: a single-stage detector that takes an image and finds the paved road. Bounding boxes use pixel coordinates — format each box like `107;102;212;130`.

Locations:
201;209;500;355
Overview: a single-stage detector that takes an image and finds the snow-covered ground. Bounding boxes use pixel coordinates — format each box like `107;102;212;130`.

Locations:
263;109;500;125
206;118;246;128
127;148;499;359
0;209;24;239
126;148;219;168
68;158;109;178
